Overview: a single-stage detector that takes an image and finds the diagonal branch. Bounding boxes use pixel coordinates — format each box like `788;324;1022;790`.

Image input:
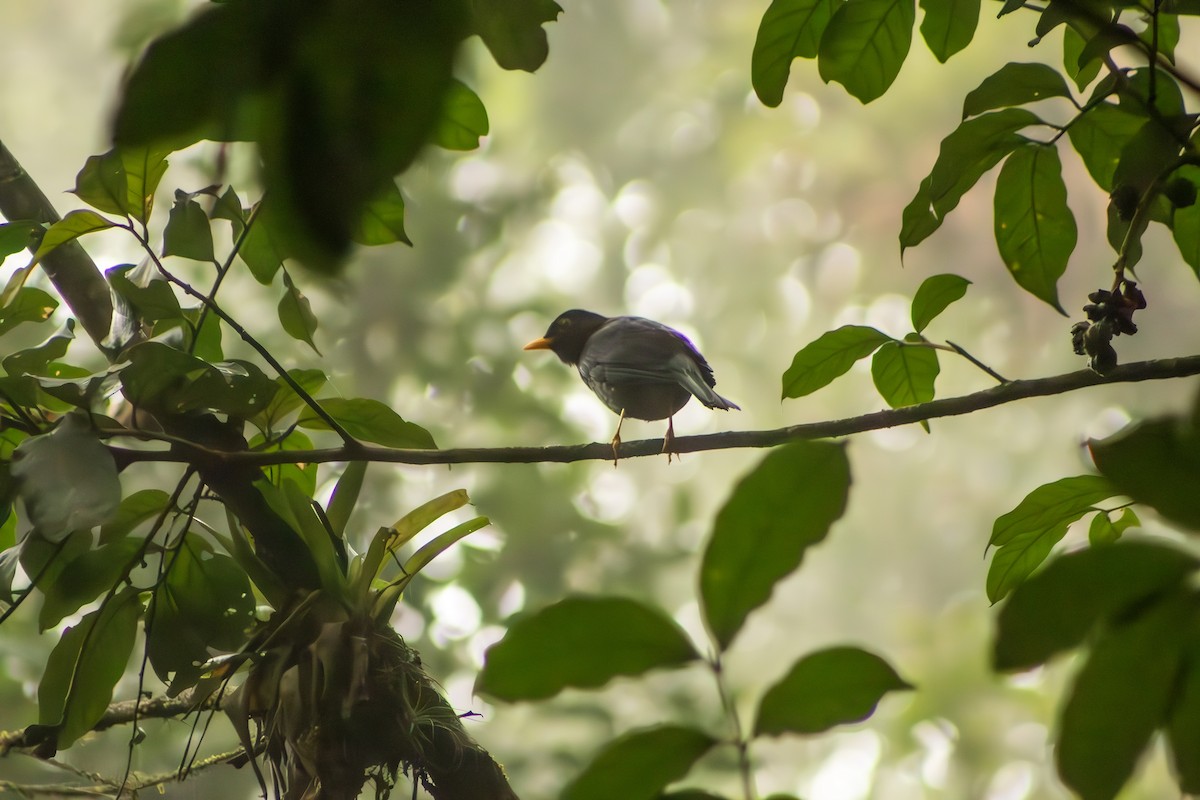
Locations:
106;353;1200;467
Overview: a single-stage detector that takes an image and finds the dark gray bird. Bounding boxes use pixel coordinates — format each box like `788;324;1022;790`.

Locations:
524;309;740;462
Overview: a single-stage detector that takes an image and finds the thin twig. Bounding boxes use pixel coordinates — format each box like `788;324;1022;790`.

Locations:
945;340;1009;383
711;655;756;800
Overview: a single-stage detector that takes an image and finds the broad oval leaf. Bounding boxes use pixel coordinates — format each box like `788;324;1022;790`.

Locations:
0;287;58;339
752;0;840;107
910;273;970;333
476;595;699;701
918;0;978;63
900;108;1040;252
754;646;912;735
1065;102;1144;192
39;537;143;631
700;441;850;650
1057;593;1191;800
1172;166;1200;278
352;182;411;246
297;397;436;449
12;413;121;541
38;587;140;749
1090;418;1200;532
870;339;939;409
993;540;1198;671
986;474;1116;602
781;325;892;399
279;273;320;353
33;211;114;264
961;62;1072;119
562;725;717;800
163;194;215;262
993;143;1075;313
434;79;489;151
818;0;915;104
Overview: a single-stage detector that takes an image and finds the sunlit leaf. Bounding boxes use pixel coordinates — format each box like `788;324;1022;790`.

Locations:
870;339;939;411
434;79;489;151
33;211;114;265
477;596;699;701
562;725;717;800
700;441;850;650
993;540;1197;671
818;0;915;103
919;0;978;63
754;646;912;735
1087;507;1138;546
986;474;1116;602
752;0;840;106
0;221;41;259
910;273;971;333
993;143;1075;312
781;325;892;399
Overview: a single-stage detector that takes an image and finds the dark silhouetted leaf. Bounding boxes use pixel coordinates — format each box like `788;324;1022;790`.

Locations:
477;596;699;701
1090;418;1200;532
752;0;840;106
109;265;183;323
1171;166;1200;277
352;182;411;246
1168;634;1200;795
700;441;850;650
781;325;892;399
993;143;1075;312
911;273;971;333
919;0;978;63
279;272;319;353
986;474;1115;602
3;321;75;377
163;193;215;262
0;221;41;259
818;0;915;103
755;646;912;735
38;537;143;631
993;540;1197;671
468;0;562;72
1057;593;1191;800
562;725;716;800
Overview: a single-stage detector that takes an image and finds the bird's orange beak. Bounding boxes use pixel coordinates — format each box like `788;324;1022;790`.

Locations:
523;337;553;351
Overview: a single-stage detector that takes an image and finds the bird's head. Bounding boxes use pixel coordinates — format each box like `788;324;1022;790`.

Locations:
523;309;609;365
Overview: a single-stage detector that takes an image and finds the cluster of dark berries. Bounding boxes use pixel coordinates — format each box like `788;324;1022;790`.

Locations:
1070;281;1147;375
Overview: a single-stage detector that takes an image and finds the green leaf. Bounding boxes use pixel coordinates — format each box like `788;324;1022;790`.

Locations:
993;143;1075;313
818;0;915;103
918;0;978;63
1062;26;1101;91
477;596;699;701
109;265;183;323
298;397;436;448
986;474;1116;603
900;108;1040;252
910;273;970;333
562;725;717;800
253;429;318;496
237;208;285;284
352;182;412;247
252;368;329;429
1066;102;1146;192
700;441;850;650
374;515;492;621
1057;593;1191;800
993;540;1198;671
352;489;469;602
38;537;143;631
468;0;562;72
870;339;939;410
3;321;75;377
12;414;121;542
1174;167;1200;277
38;587;140;749
0;221;42;259
752;0;841;107
326;461;366;538
33;211;114;264
781;325;892;399
100;489;171;545
1168;634;1200;795
754;646;913;735
0;288;57;338
162;193;215;262
1090;417;1200;531
435;79;489;151
1087;507;1138;546
961;62;1071;119
278;272;319;353
72;147;169;224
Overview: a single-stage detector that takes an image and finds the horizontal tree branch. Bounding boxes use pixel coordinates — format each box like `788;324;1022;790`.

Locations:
107;354;1200;467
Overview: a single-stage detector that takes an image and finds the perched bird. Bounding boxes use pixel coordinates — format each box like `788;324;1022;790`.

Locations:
524;309;740;462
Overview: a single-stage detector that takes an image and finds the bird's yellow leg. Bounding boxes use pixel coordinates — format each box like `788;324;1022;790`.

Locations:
663;416;676;464
610;409;626;466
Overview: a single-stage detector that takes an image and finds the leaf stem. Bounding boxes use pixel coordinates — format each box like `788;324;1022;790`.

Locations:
711;655;756;800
